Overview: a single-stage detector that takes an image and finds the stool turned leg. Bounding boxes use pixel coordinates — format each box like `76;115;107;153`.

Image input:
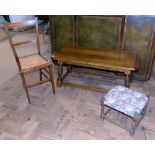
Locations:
130;112;141;136
130;119;136;136
100;97;105;120
143;106;147;116
142;100;149;116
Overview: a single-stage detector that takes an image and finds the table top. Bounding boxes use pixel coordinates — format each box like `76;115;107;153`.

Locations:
52;46;136;72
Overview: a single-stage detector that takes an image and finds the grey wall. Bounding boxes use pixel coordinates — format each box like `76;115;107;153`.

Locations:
9;15;35;23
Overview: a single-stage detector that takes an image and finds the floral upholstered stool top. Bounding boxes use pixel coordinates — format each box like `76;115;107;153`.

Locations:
100;85;149;136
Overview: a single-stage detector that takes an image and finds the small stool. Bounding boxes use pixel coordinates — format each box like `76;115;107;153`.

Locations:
100;86;149;136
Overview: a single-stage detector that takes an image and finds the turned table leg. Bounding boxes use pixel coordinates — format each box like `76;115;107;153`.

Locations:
67;65;72;73
125;72;131;88
56;63;63;87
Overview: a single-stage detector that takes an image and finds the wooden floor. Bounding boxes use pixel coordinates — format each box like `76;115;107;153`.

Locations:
0;67;155;140
0;29;155;140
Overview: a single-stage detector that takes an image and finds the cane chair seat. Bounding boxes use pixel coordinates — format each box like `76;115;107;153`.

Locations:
19;54;50;72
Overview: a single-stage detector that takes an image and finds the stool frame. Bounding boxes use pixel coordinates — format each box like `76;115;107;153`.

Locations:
100;96;149;136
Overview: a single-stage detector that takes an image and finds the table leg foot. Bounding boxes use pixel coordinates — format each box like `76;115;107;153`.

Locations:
56;80;62;87
57;63;63;87
125;74;130;88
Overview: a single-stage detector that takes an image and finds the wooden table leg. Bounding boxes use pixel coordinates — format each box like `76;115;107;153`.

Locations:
56;63;63;87
67;65;72;73
125;73;130;88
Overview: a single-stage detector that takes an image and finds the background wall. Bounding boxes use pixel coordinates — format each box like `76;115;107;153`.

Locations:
9;15;35;23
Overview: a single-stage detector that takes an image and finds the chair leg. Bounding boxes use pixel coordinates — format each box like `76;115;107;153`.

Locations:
39;68;42;81
49;65;55;95
20;72;31;104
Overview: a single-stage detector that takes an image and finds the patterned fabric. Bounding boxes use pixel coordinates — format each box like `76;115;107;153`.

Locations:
104;86;148;117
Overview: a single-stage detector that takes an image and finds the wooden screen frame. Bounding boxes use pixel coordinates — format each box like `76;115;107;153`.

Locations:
73;15;126;50
50;15;126;53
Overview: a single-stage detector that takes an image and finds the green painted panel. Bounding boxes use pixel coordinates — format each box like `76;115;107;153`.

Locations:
54;16;73;50
78;16;121;49
124;16;155;79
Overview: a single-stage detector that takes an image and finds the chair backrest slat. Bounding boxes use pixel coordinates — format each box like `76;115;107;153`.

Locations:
4;17;40;71
5;20;35;28
14;39;36;46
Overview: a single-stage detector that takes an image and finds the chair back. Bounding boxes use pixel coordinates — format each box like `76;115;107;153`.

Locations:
4;17;40;71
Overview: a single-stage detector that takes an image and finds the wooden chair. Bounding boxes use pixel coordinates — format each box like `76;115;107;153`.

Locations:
4;17;55;104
